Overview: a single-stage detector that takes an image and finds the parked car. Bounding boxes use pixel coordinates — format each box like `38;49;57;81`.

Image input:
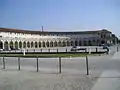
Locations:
71;46;86;51
103;45;109;49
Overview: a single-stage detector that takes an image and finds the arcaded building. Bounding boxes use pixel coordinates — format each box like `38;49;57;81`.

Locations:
0;28;113;50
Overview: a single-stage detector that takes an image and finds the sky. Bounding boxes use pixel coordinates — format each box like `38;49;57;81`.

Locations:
0;0;120;36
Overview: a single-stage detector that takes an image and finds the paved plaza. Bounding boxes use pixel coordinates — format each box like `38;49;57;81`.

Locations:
0;45;120;90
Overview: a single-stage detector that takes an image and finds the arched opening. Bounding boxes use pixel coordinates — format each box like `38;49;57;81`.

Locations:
23;41;26;48
58;41;61;47
43;41;45;47
67;41;70;46
79;41;81;46
70;41;74;46
46;41;49;47
50;41;53;47
35;42;38;48
10;41;13;50
97;39;99;45
39;42;41;48
4;41;8;50
92;39;96;45
75;41;78;46
83;41;87;46
54;41;57;47
15;41;18;49
19;41;22;48
31;42;34;48
88;40;92;46
27;42;30;48
63;41;66;47
0;41;3;49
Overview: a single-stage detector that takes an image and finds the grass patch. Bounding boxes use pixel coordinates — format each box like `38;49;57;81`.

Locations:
0;53;102;58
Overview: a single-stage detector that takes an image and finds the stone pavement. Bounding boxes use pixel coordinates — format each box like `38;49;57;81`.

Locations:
112;51;120;60
92;50;120;90
0;46;119;90
92;70;120;90
0;70;98;90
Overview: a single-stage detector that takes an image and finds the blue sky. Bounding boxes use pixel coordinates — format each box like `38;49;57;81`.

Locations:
0;0;120;36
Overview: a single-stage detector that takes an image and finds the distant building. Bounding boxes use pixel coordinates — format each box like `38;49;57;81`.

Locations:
0;28;113;50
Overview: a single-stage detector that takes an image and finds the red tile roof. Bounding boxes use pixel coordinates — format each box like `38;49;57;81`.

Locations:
0;27;111;35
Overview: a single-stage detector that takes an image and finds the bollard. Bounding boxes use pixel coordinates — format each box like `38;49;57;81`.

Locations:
36;57;39;72
48;49;50;52
41;49;42;52
85;49;87;53
66;48;67;52
27;49;28;52
89;47;91;54
57;49;58;53
96;48;98;53
86;56;89;75
34;49;35;52
117;47;119;52
3;57;5;69
23;49;25;56
18;57;20;70
59;57;61;74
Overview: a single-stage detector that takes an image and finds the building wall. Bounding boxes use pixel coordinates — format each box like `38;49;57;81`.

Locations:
0;29;113;50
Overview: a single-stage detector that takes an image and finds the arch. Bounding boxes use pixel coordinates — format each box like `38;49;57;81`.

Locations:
19;41;22;48
35;42;38;48
54;41;57;47
27;41;30;48
75;41;78;46
67;41;70;46
58;41;61;47
46;41;49;47
23;41;26;48
0;41;3;49
88;40;92;46
62;41;66;47
83;41;87;46
42;41;45;47
70;41;74;46
10;41;13;50
50;41;53;47
97;39;100;45
79;41;81;46
4;41;9;50
15;41;18;49
39;42;41;48
92;39;96;45
31;41;34;48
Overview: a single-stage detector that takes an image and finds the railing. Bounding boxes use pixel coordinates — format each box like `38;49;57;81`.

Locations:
0;56;90;75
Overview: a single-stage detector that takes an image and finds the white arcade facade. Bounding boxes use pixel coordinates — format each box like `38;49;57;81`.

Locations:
0;28;113;50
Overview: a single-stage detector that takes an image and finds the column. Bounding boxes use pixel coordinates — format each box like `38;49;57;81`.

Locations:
3;41;4;49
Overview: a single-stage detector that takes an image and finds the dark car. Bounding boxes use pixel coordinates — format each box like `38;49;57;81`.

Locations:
102;45;109;54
